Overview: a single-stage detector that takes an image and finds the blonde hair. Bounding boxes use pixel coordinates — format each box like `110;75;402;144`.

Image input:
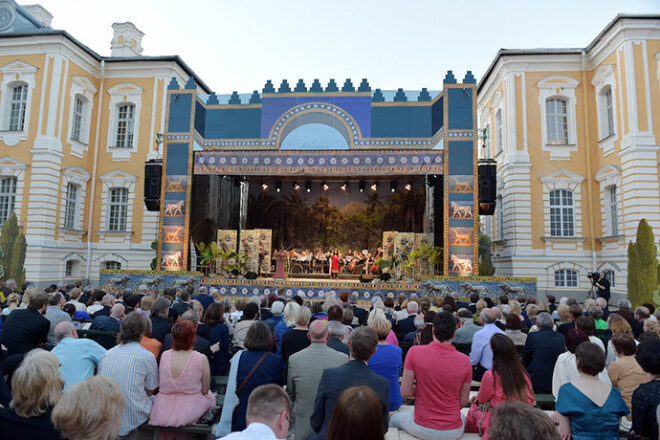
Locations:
51;376;125;440
367;308;392;339
6;292;20;305
295;306;312;326
21;286;38;306
644;319;660;335
283;302;300;327
476;299;488;313
192;299;204;315
526;304;539;320
69;288;82;301
509;300;522;316
140;295;154;311
607;313;632;336
536;301;549;313
11;349;64;417
583;299;596;310
557;304;571;322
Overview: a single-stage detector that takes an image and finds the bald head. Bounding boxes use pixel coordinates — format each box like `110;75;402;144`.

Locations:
54;321;77;342
101;294;116;307
309;320;329;342
480;307;497;324
110;304;125;319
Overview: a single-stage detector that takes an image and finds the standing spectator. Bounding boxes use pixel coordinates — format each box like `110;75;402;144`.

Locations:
469;308;505;381
454;308;482;345
234;302;260;350
367;309;403;411
288;320;347;440
45;292;72;346
556;343;628;440
629;339;660;440
204;302;231;376
395;301;419;334
98;312;158;438
310;326;389;440
522;312;566;393
149;321;215;427
280;306;311;364
327;386;385;440
171;288;193;316
0;349;63;439
0;291;50;355
327;320;350;355
274;301;299;350
487;401;560;440
65;288;87;312
552;329;610;398
51;322;106;388
192;286;214;310
150;297;173;343
504;313;527;346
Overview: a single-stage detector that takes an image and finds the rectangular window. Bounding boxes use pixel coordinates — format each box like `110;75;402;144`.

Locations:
604;270;615;287
104;261;121;270
9;85;28;131
605;89;614;137
0;177;16;225
495;111;503;154
65;260;74;277
108;188;128;231
72;96;84;142
555;269;578;287
546;99;568;145
497;197;504;241
549;189;574;237
115;104;135;148
608;186;618;236
64;183;78;229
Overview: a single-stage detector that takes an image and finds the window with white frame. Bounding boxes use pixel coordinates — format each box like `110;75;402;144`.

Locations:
604;269;615;287
603;87;615;138
108;187;129;231
67;76;97;156
497;196;504;241
63;183;78;230
9;84;28;131
549;189;574;237
607;186;618;236
106;83;143;161
495;110;503;155
0;177;16;225
115;104;135;148
103;261;122;270
592;65;618;155
0;61;36;146
537;75;579;160
65;260;81;277
71;96;85;142
545;98;568;145
555;269;578;287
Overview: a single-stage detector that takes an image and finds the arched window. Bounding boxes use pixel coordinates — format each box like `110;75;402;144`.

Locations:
555;269;578;287
549;189;574;237
546;98;568;145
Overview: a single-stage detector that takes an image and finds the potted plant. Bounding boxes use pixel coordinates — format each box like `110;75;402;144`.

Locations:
195;242;220;276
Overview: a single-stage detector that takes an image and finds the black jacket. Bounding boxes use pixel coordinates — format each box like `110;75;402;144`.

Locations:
396;314;418;334
310;360;389;439
161;332;211;358
0;308;49;355
150;315;173;343
89;315;121;349
327;336;349;355
522;327;566;393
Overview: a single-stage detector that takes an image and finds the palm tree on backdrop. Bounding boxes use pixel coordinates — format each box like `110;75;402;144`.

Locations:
366;191;384;214
385;188;425;232
249;192;282;229
311;196;341;249
285;192;309;247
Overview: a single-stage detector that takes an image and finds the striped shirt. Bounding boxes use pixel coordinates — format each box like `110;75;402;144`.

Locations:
99;342;158;436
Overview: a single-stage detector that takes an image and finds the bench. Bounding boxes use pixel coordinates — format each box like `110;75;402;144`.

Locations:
77;329;118;350
534;393;555;410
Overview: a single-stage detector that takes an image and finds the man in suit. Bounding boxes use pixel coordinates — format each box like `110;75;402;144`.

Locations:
557;304;582;336
288;320;348;440
522;312;566;393
0;291;50;354
309;326;389;440
327;320;349;355
150;297;173;343
90;294;115;319
453;308;482;345
90;304;125;349
396;301;419;334
161;310;214;358
350;293;368;326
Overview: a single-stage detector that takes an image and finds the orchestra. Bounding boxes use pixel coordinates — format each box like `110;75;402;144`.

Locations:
269;246;385;277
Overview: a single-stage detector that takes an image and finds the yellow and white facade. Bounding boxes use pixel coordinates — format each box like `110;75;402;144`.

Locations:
478;15;660;300
0;2;208;284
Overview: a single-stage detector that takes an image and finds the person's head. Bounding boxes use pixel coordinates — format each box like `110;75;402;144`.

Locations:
587;306;603;321
367;308;392;341
639;331;660;342
151;297;171;318
607;313;632;336
339;291;349;303
139;295;153;312
270;300;284;317
470;293;480;304
327;320;348;341
51;376;124;440
348;326;378;362
546;294;555;305
488;401;560;440
490;334;530;401
62;303;76;318
54;321;77;342
117;312;147;344
509;299;522;316
101;294;115;307
244;321;273;351
499;295;509;305
634;306;651;321
575;315;595;336
28;291;49;312
5;278;16;289
617;299;632;311
611;333;637;357
644;319;660;335
407;301;419;314
180;289;191;302
441;296;455;311
308;320;329;343
341;306;354;326
124;294;140;311
69;288;81;301
10;349;64;418
295;306;312;327
642;302;656;315
556;304;571;322
475;299;488;313
110;303;125;320
327;304;343;321
525;304;539;322
536;312;554;329
575;342;606;376
457;308;473;323
283;301;300;327
311;301;323;315
479;307;497;325
245;384;291;439
204;302;225;326
243;302;260;321
383;297;394;309
635;338;660;375
565;328;589;353
568;304;583;321
171;320;197;351
433;311;457;342
327;386;384;440
180;310;199;329
505;313;522;330
6;292;20;307
595;297;607;309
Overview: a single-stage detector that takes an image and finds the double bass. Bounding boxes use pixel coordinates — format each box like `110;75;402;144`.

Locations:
370;248;383;274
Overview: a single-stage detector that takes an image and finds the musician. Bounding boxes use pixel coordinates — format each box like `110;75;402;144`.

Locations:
330;251;340;279
370;247;384;276
258;244;266;277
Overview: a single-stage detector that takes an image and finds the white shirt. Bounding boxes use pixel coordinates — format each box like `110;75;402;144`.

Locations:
218;422;281;440
589;335;605;353
67;300;87;312
551;351;611;398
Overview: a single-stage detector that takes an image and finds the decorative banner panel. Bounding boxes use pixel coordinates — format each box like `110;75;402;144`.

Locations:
239;230;260;273
254;229;273;274
218;230;237;252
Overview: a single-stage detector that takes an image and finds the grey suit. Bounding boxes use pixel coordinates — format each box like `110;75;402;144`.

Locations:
287;342;348;440
453;321;482;344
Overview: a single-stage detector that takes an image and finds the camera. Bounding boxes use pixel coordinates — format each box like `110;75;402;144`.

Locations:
587;272;600;283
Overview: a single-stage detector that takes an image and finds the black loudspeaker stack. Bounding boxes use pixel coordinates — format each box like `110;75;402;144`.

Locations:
144;160;162;212
478;159;497;216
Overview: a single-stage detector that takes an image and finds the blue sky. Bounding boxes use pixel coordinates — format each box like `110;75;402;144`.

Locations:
37;0;660;93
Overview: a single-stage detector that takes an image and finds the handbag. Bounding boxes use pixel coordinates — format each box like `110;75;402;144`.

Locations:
467;400;491;437
477;401;491;437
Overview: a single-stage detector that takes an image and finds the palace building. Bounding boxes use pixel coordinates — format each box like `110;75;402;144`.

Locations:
478;15;660;299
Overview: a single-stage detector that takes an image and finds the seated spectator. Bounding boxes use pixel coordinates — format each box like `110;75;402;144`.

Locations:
1;293;20;316
90;294;115;319
218;385;291;440
629;339;660;440
555;303;571;326
469;307;505;381
229;298;247;327
588;306;608;330
414;310;437;345
390;311;471;440
0;349;64;439
85;291;105;315
558;304;583;336
556;342;628;440
488;401;560;440
150;297;173;343
632;306;650;339
372;302;399;345
162;311;214;358
395;301;420;334
341;305;355;327
508;299;523;324
149;321;215;427
523;312;566;393
607;334;651;432
327;320;349;355
453;308;482;345
123;294;141;315
327;386;385;440
136;295;153;317
327;304;343;322
311;301;327;321
467;334;534;439
643;318;660;336
616;299;634;323
466;293;480;314
44;292;72;346
367;308;403;411
203;302;231;376
280;305;312;363
234;302;260;350
310;326;389;440
605;313;634;366
0;291;50;355
504;313;527;346
98;312;159;437
274;301;299;349
90;304;125;349
139;318;162;361
595;297;610;320
51;322;106;388
51;376;124;440
524;304;540;331
192;286;214;311
264;300;284;334
576;315;605;352
638;331;660;342
552;329;610;398
404;312;426;343
171;287;193;316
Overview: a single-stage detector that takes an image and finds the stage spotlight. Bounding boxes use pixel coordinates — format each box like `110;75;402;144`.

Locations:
359;181;365;192
322;182;329;191
261;182;269;191
404;183;412;191
293;182;301;191
306;181;312;193
341;182;348;191
390;181;397;193
370;183;378;192
276;181;282;192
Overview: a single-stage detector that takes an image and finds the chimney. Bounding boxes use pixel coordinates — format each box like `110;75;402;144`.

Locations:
23;4;53;27
111;22;144;57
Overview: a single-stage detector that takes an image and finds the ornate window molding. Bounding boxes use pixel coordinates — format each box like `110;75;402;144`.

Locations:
546;261;589;290
591;65;618;156
537;75;579;160
98;169;136;239
492;90;504;158
0;60;37;146
540;169;584;240
59;166;91;237
106;83;143;161
0;155;26;222
67;76;97;158
594;164;622;238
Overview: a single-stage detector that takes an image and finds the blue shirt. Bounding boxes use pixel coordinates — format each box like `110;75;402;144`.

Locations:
368;343;403;411
52;337;107;389
469;323;504;369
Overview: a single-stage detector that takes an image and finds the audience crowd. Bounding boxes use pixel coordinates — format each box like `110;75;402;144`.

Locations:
0;279;659;440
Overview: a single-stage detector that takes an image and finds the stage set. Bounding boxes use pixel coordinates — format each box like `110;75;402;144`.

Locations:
100;72;537;300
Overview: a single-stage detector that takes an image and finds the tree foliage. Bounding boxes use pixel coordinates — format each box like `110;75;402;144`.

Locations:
0;212;26;288
627;219;657;307
478;233;495;276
